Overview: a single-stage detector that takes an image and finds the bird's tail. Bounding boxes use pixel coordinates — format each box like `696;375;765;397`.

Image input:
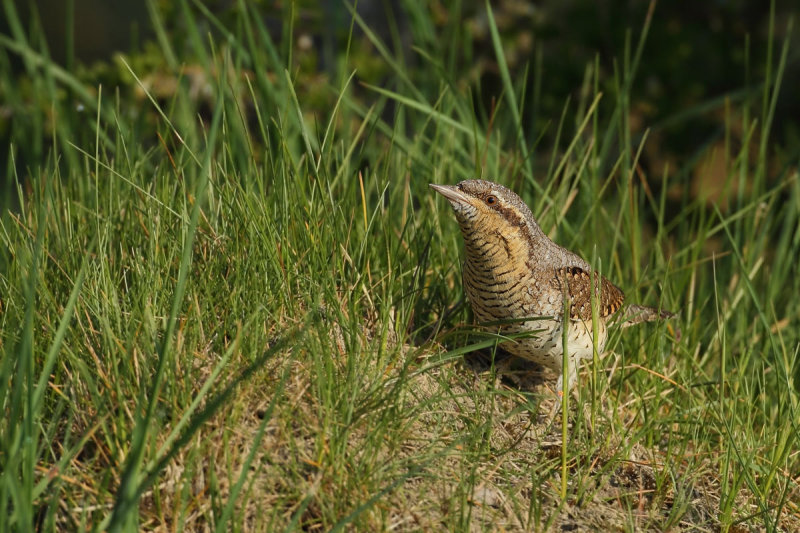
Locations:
621;304;675;328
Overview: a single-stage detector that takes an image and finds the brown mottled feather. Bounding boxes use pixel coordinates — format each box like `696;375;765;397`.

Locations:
553;266;625;321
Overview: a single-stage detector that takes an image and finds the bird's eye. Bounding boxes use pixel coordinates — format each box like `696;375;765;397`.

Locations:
485;195;497;205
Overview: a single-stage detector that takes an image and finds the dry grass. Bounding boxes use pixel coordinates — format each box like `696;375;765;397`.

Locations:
50;313;794;532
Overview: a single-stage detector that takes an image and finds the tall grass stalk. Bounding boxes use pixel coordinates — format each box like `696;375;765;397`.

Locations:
0;2;797;531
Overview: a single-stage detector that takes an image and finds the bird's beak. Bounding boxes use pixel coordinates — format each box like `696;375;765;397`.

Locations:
429;183;470;205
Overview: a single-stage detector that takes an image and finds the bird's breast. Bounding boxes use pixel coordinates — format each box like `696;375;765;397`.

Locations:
461;236;534;321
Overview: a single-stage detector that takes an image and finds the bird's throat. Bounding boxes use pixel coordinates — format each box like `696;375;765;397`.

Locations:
461;227;529;279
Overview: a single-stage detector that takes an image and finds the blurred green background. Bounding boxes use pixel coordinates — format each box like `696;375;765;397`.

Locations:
2;0;798;213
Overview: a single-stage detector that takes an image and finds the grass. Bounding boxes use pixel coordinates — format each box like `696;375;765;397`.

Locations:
1;1;799;531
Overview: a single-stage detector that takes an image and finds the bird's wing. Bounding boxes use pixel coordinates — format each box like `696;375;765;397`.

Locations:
553;266;625;321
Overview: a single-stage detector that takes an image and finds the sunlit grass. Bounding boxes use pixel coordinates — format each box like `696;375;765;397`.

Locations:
0;1;798;531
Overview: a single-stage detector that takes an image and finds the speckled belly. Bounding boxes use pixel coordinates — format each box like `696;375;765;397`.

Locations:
463;262;606;372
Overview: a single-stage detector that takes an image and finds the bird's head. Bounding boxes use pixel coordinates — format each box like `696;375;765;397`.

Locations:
429;179;542;238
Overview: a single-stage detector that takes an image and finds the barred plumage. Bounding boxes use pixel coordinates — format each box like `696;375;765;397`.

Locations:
431;179;673;391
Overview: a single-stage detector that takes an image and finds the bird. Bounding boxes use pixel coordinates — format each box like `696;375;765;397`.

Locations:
430;179;674;392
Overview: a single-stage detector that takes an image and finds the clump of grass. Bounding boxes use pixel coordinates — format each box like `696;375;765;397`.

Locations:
1;1;798;531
